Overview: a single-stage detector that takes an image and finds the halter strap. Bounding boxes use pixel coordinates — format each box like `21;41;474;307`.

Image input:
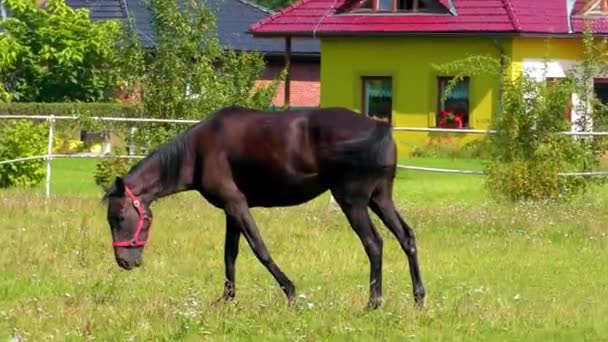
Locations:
112;186;152;247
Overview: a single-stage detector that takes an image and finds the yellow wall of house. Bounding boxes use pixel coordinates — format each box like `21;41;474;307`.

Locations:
509;37;584;78
320;37;506;155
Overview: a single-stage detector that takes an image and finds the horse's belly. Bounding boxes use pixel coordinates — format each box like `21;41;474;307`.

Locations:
236;173;327;207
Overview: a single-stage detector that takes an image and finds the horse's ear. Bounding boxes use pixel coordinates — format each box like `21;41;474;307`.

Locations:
114;177;125;196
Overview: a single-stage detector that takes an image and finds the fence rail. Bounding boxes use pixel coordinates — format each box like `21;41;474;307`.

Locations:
1;114;608;198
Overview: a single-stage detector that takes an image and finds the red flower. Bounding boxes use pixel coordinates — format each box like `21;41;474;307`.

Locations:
438;110;463;129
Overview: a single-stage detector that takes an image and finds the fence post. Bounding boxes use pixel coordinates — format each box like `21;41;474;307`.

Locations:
45;115;55;199
129;126;137;155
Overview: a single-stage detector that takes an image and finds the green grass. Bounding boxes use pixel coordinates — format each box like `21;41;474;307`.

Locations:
1;157;608;340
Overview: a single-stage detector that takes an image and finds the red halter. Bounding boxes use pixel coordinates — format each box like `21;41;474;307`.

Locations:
112;186;152;248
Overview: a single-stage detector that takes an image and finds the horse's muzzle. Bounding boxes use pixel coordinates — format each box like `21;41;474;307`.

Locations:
115;256;142;270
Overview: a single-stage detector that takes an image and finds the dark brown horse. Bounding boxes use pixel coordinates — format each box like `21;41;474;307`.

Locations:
103;106;425;309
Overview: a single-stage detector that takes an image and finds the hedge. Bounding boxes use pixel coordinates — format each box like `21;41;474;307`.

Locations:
0;102;143;117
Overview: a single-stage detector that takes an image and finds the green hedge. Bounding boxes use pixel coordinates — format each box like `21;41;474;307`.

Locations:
0;102;143;117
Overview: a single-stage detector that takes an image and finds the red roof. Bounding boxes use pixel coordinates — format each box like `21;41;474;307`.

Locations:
250;0;608;36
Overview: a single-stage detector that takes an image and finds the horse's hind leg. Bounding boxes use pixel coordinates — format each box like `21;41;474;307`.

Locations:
369;181;426;308
331;184;384;309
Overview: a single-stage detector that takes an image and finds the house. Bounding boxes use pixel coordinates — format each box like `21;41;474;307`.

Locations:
59;0;322;107
250;0;608;154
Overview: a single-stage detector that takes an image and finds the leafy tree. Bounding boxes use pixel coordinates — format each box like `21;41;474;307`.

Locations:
91;0;283;184
120;0;283;150
434;30;608;202
0;0;124;102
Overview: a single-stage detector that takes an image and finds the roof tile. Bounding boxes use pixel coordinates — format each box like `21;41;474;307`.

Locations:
250;0;608;36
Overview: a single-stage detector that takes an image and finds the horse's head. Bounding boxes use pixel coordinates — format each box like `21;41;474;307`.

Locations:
103;177;153;270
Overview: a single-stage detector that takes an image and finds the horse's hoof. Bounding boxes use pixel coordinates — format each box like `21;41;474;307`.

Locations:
211;294;234;306
414;297;425;310
366;297;383;310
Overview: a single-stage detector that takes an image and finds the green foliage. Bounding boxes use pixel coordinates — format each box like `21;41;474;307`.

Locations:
120;0;283;151
94;150;135;189
0;120;47;188
410;136;491;159
0;0;125;102
0;102;142;116
434;30;608;202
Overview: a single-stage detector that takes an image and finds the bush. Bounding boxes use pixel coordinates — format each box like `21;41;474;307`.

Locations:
0;120;48;188
94;149;135;189
410;136;491;159
434;29;608;202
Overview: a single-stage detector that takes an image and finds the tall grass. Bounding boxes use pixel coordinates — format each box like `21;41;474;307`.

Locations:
1;178;608;339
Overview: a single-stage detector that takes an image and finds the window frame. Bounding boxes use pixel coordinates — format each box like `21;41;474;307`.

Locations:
436;76;471;129
361;76;393;123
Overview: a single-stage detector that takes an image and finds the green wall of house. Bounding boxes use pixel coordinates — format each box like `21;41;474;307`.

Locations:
320;37;509;155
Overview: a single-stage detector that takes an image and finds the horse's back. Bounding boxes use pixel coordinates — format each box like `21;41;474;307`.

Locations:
199;106;395;207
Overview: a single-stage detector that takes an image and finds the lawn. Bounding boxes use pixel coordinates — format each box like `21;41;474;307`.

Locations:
1;157;607;340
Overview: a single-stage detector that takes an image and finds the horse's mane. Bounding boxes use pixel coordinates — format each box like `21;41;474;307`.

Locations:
102;124;198;201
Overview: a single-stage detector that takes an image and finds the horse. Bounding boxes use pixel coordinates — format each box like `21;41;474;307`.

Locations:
102;106;426;310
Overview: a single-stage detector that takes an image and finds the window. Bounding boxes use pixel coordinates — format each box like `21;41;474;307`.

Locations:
362;77;392;122
593;78;608;104
437;77;469;128
340;0;449;14
546;77;572;123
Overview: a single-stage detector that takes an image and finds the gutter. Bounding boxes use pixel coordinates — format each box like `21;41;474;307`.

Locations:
566;0;576;33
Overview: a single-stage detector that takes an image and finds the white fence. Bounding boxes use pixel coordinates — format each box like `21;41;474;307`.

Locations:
1;114;608;198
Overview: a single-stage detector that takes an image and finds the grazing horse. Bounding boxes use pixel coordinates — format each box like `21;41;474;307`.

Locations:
102;106;425;309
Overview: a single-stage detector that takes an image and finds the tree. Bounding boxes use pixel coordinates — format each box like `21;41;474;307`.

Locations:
433;29;608;202
0;0;124;102
92;0;283;184
120;0;283;149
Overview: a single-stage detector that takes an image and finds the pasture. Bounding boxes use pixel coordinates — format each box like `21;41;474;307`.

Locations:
1;157;607;340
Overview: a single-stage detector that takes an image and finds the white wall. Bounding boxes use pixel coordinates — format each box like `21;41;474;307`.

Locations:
522;58;608;132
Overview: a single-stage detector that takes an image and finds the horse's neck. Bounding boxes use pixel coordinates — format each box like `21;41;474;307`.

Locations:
125;157;188;204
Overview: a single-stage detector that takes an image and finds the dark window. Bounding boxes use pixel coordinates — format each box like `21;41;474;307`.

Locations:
437;77;470;128
593;78;608;104
362;77;392;122
343;0;448;14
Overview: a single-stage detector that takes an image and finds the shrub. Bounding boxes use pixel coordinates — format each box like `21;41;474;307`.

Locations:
434;29;608;202
94;149;135;189
410;136;491;159
0;120;48;188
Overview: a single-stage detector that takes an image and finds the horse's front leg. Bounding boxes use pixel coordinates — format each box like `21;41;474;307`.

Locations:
224;194;296;306
218;214;241;302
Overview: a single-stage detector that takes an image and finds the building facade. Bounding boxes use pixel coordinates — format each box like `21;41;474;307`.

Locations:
251;0;608;154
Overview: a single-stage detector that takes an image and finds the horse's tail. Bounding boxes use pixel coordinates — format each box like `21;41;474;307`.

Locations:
333;121;396;171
